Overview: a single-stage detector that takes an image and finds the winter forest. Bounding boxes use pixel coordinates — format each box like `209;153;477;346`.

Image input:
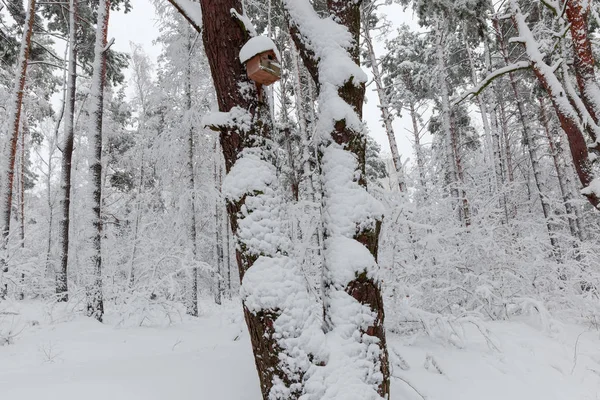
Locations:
1;0;600;398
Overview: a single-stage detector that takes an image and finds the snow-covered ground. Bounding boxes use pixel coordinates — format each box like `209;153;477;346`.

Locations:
1;299;599;400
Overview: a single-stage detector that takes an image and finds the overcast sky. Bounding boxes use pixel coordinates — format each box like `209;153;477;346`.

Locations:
110;0;423;164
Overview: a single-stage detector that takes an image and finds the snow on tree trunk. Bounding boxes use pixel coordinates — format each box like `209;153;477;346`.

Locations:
409;101;428;198
508;1;600;209
362;12;405;192
565;0;600;124
465;32;508;223
57;0;78;302
0;0;36;299
435;18;462;223
86;0;110;322
167;1;318;397
185;26;199;317
539;95;582;242
284;0;390;397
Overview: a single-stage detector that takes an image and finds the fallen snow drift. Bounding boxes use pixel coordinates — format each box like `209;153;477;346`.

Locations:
1;300;599;400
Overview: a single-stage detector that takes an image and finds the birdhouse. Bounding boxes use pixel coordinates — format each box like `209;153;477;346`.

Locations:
239;36;281;86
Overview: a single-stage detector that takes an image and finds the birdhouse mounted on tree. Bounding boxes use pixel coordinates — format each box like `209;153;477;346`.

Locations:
239;36;281;87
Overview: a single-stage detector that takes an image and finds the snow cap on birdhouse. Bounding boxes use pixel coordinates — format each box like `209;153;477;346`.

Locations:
239;36;281;86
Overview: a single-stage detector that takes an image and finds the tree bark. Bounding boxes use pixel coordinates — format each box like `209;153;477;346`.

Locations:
539;95;582;241
509;2;600;209
56;0;78;302
286;0;391;396
185;26;199;317
168;1;303;397
0;0;36;298
362;11;405;192
565;0;599;124
86;0;110;322
495;15;561;255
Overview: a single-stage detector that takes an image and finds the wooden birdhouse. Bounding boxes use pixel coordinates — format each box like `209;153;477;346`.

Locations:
239;36;281;87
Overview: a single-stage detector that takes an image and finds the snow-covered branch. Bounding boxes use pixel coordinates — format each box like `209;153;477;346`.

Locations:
452;61;531;106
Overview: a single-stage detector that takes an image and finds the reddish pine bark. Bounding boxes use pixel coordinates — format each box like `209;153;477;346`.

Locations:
565;0;599;124
168;1;290;397
1;0;37;291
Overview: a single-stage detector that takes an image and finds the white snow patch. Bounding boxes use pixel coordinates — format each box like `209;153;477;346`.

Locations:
171;0;203;30
222;148;276;201
239;36;281;64
325;236;378;287
241;256;305;313
322;146;384;237
202;106;252;132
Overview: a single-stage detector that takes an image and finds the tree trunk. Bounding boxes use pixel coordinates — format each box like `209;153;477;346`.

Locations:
17;118;27;300
185;26;199;317
286;0;390;396
495;15;560;255
214;139;223;306
539;95;582;241
57;0;78;302
86;0;110;322
467;32;509;223
565;0;599;124
409;101;428;198
169;1;309;397
0;0;36;299
509;1;600;209
435;18;461;221
363;12;405;192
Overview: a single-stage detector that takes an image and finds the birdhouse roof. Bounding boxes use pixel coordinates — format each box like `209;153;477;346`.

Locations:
239;36;281;64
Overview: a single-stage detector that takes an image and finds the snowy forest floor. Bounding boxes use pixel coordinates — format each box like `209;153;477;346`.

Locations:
1;299;600;400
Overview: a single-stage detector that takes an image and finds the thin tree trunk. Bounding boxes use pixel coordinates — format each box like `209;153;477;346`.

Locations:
0;0;36;298
435;18;461;220
185;26;199;317
86;0;110;322
539;95;581;241
467;32;509;223
213;139;223;306
363;13;405;192
409;101;428;197
289;40;315;200
56;0;78;302
18;118;27;300
495;16;560;255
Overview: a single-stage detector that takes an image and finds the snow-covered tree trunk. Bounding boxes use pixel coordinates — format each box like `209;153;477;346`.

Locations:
168;1;317;397
285;0;390;397
508;1;600;208
0;0;36;298
56;0;78;302
435;18;462;223
539;95;582;241
565;0;600;124
362;10;405;192
185;26;199;317
86;0;110;322
409;101;428;198
289;41;315;200
213;139;223;306
495;15;560;254
466;33;508;223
